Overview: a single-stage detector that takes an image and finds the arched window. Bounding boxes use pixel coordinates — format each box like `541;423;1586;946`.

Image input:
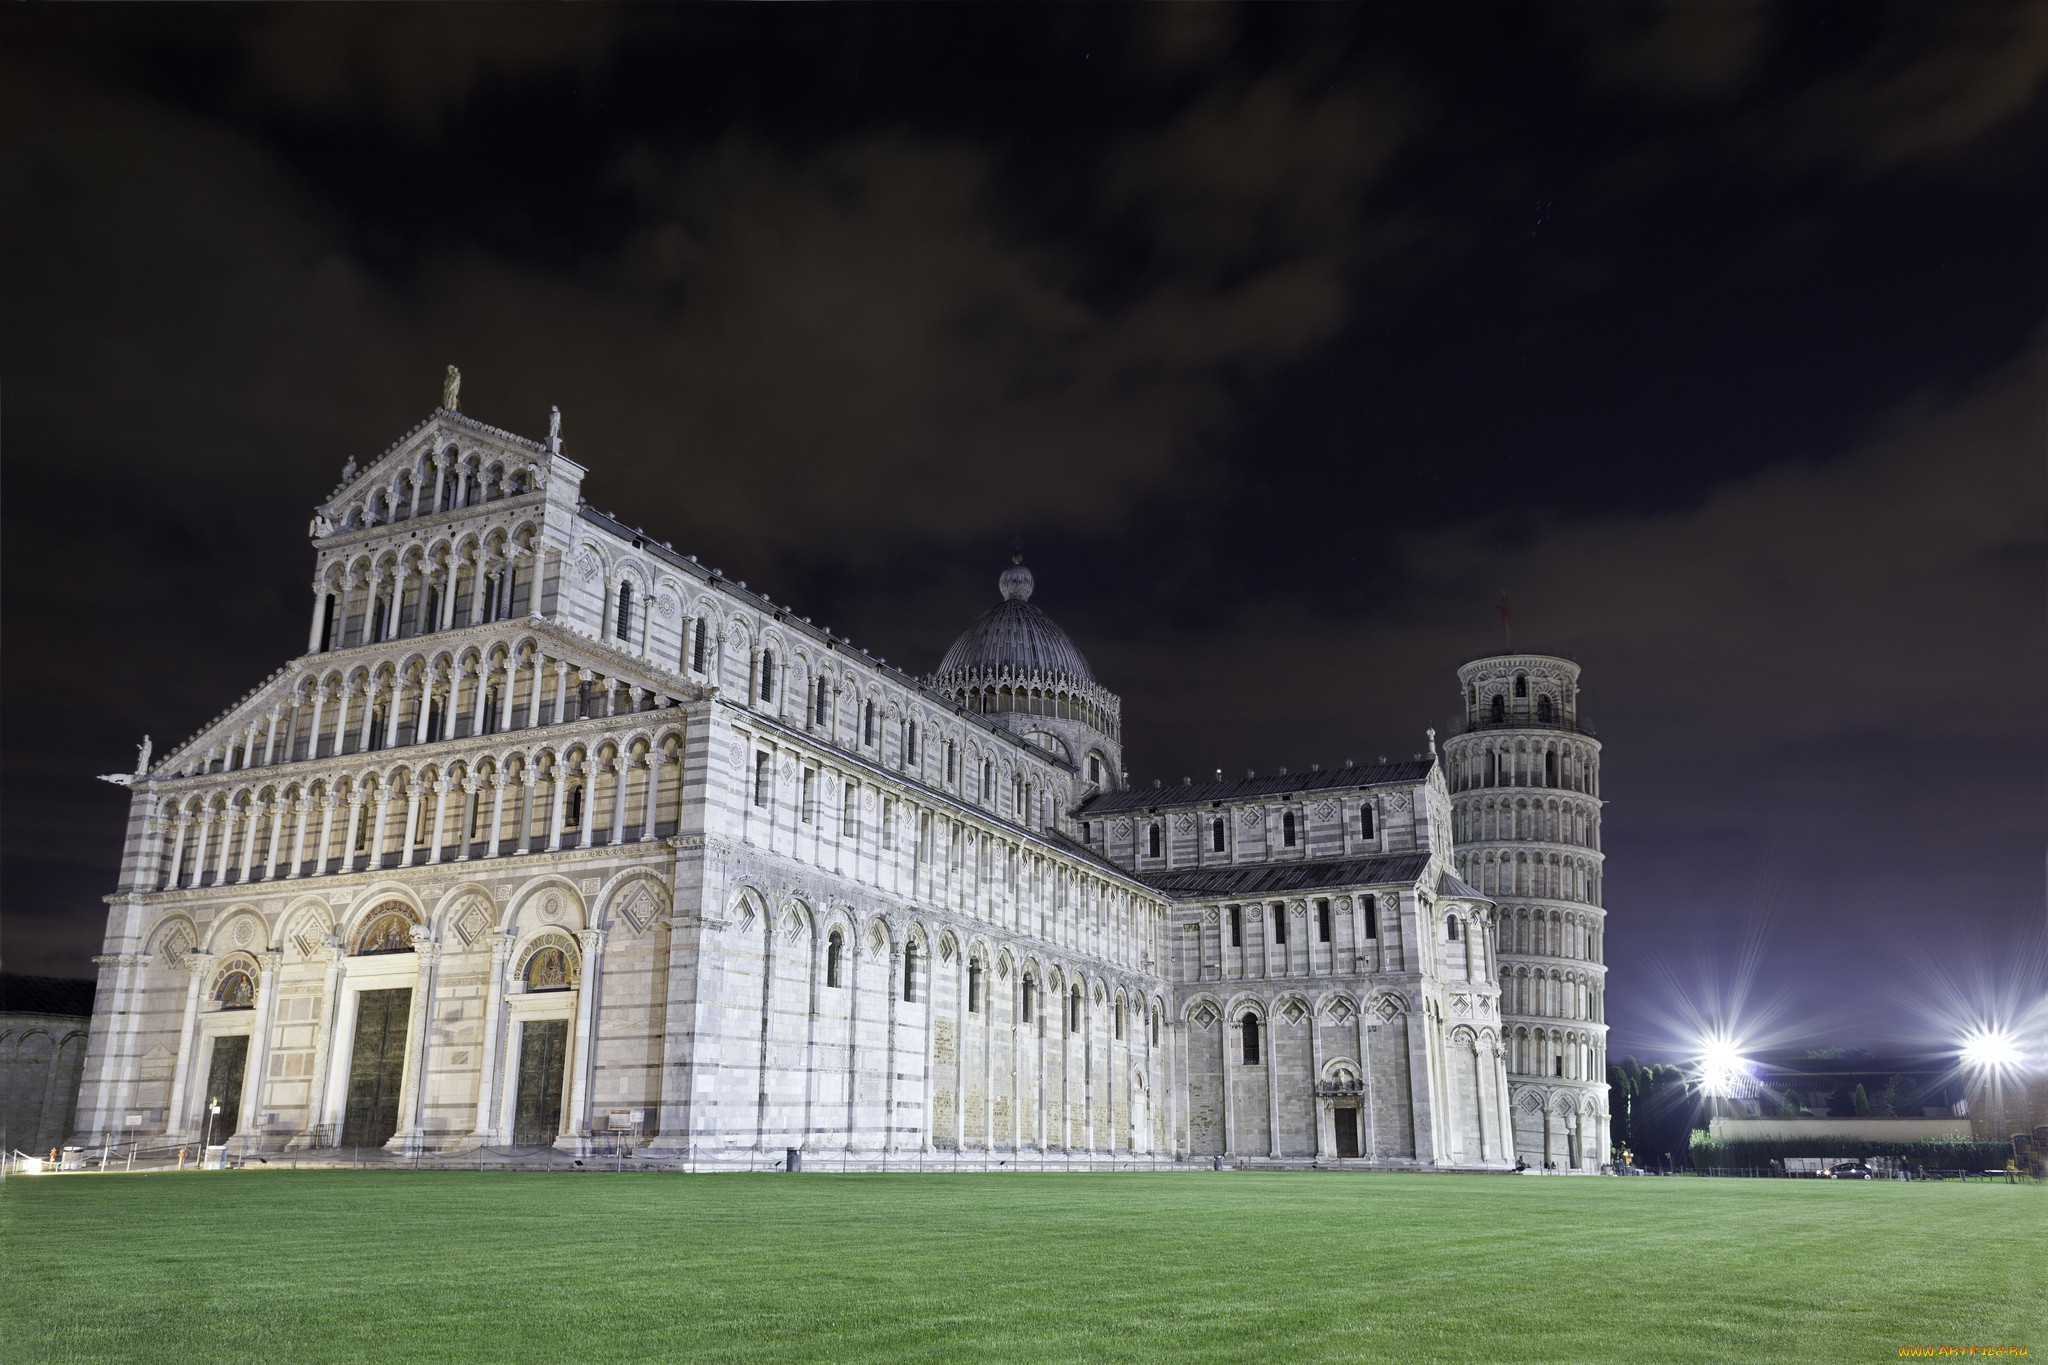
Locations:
903;942;918;1002
1070;987;1083;1032
1467;683;1477;708
1115;1000;1126;1040
1490;695;1506;723
691;618;708;673
1022;979;1035;1024
863;701;875;746
1241;1013;1261;1065
1360;805;1375;838
1148;824;1162;858
567;783;585;828
904;721;918;764
760;651;775;701
1447;916;1460;941
213;969;255;1009
967;960;982;1013
816;678;830;726
615;581;633;641
1212;817;1225;852
982;760;993;802
1545;751;1558;787
1514;673;1528;698
826;931;843;988
1282;811;1297;846
525;946;571;992
1151;1007;1160;1047
1537;695;1554;724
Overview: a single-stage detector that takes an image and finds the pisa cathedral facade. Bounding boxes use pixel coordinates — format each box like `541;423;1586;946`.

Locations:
73;403;1609;1170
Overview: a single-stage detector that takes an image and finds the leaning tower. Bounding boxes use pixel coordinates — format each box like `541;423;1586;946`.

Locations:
1442;654;1610;1170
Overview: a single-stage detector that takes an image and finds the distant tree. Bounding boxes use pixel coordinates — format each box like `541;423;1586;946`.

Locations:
1853;1083;1871;1117
1827;1084;1858;1117
1779;1090;1802;1118
1883;1074;1918;1118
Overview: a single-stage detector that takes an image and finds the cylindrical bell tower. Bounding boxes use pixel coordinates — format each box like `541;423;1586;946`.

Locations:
1443;652;1610;1171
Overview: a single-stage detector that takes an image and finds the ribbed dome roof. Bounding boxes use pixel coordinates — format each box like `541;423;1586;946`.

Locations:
934;559;1095;683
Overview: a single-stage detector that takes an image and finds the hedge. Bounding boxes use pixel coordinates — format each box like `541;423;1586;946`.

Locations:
1688;1132;2015;1170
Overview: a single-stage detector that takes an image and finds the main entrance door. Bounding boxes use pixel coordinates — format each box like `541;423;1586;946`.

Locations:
1334;1107;1361;1158
513;1019;569;1146
201;1035;249;1144
341;988;411;1148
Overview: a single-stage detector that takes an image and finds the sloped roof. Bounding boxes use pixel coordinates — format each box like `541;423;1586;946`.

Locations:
1079;760;1433;815
1436;869;1493;904
0;974;96;1018
1137;851;1431;900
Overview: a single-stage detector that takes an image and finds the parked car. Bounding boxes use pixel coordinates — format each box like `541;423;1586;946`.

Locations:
1828;1162;1876;1180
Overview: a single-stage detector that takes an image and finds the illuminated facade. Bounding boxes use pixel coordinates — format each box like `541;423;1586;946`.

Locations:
71;400;1545;1170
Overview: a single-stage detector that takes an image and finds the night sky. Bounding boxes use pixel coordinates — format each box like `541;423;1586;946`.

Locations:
5;4;2044;1061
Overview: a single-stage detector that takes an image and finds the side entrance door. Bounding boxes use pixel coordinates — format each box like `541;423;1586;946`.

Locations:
1334;1107;1361;1158
341;988;411;1148
513;1019;569;1147
202;1035;249;1145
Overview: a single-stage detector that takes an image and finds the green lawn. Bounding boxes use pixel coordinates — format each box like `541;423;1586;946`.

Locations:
3;1170;2038;1364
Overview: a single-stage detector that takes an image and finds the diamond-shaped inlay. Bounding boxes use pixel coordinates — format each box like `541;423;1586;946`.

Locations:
1190;1005;1219;1029
1280;1001;1307;1026
457;902;490;945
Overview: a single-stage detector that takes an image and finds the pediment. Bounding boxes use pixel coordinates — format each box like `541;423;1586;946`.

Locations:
311;409;578;542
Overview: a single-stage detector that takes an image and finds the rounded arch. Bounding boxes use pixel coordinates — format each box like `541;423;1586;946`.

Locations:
505;876;590;934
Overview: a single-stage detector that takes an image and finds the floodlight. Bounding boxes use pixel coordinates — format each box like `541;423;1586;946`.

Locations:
1696;1036;1748;1096
1959;1027;2021;1073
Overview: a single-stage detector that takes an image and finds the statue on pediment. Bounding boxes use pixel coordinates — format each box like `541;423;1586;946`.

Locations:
443;365;462;412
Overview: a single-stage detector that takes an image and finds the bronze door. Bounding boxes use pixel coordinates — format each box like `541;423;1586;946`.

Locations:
513;1019;569;1146
1334;1107;1361;1158
201;1035;249;1143
340;988;411;1148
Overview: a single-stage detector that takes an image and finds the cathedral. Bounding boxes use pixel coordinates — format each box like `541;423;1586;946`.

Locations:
73;396;1610;1170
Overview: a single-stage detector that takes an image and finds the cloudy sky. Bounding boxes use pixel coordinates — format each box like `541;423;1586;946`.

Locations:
5;3;2043;1059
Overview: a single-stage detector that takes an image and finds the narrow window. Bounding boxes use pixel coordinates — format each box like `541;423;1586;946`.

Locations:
801;769;815;824
1151;1009;1160;1047
1514;673;1528;698
982;760;993;802
1490;695;1506;723
1070;989;1083;1032
842;781;857;837
1148;824;1161;858
1228;905;1243;948
1447;916;1460;942
1283;811;1297;846
815;678;829;725
616;581;633;642
1537;695;1554;725
1317;899;1332;943
1080;821;1091;843
905;721;918;764
1360;805;1375;838
1363;895;1378;940
1088;755;1102;784
566;784;585;830
1022;980;1034;1024
319;595;337;651
826;931;843;987
881;797;894;849
691;618;708;673
863;700;875;746
945;741;957;784
1545;751;1558;787
968;961;982;1013
760;651;775;702
1272;903;1287;946
1115;1000;1125;1040
1211;817;1225;852
903;943;918;1002
1241;1013;1261;1065
1554;1055;1564;1077
753;751;770;808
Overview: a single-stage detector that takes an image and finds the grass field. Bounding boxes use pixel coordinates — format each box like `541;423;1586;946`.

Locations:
3;1170;2038;1364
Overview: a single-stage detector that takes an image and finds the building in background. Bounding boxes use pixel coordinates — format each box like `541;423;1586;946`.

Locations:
2;974;95;1156
1443;657;1610;1168
68;393;1589;1170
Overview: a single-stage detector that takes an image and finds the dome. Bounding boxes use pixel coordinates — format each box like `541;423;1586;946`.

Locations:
934;558;1095;684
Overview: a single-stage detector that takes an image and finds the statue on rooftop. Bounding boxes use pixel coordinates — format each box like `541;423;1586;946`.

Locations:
443;364;462;412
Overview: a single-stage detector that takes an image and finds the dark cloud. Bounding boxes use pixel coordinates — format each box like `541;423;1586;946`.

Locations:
3;4;2042;1058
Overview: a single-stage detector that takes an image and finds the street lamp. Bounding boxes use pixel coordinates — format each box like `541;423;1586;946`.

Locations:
1959;1026;2021;1074
202;1096;221;1168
